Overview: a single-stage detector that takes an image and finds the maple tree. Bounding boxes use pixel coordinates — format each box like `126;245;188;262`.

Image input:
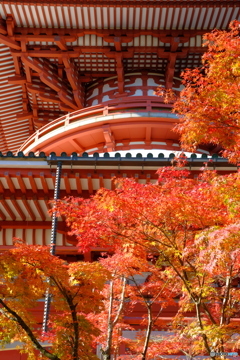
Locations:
0;241;109;360
55;166;240;359
1;166;240;359
156;21;240;163
91;252;175;360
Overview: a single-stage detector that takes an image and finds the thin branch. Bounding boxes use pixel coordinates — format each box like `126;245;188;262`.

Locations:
112;276;127;327
0;299;60;360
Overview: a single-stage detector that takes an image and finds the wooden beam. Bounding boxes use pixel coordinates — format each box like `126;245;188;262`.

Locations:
116;53;124;94
10;196;26;221
0;196;16;221
28;172;38;194
160;35;190;46
4;172;15;193
54;35;68;50
34;119;51;128
0;207;6;221
102;125;115;152
7;76;26;84
0;221;52;229
12;27;208;38
6;14;15;37
134;174;139;183
103;35;133;50
165;52;178;89
69;139;84;153
0;33;20;50
62;56;84;108
40;173;49;194
146;174;151;184
33;196;45;221
22;56;78;110
12;46;205;59
63;173;71;195
75;173;82;195
14;34;76;43
41;229;46;246
22;196;36;221
99;174;104;189
87;174;93;194
12;49;81;58
111;174;116;191
0;179;4;193
0;187;99;200
27;84;62;106
16;112;33;121
105;50;133;94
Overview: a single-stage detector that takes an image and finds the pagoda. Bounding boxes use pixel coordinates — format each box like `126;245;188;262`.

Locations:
0;1;239;358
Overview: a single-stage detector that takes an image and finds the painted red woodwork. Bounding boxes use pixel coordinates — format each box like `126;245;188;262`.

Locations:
0;350;27;360
0;1;238;153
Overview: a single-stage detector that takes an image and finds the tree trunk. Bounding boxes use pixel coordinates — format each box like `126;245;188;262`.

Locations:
101;277;126;360
141;304;152;360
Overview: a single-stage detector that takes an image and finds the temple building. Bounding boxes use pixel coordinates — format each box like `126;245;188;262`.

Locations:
0;0;239;358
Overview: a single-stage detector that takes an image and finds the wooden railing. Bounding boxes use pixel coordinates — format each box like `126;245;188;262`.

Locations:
19;97;173;153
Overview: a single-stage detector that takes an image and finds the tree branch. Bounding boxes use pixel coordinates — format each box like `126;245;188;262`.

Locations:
0;299;60;360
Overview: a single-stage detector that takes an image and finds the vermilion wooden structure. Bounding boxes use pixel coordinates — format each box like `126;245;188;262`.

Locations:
0;1;239;154
0;1;239;358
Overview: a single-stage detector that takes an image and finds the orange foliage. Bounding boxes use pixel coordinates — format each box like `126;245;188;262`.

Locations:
54;167;240;358
156;21;240;163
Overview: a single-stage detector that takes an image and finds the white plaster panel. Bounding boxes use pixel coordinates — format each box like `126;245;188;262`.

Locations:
102;95;110;102
132;89;143;96
103;84;118;93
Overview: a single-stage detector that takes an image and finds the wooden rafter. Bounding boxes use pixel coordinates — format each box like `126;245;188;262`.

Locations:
16;173;27;193
22;196;36;221
40;173;49;194
10;196;26;221
28;173;38;194
4;172;15;193
62;56;84;108
69;139;85;153
0;208;6;221
21;56;78;110
0;196;16;221
33;196;45;221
